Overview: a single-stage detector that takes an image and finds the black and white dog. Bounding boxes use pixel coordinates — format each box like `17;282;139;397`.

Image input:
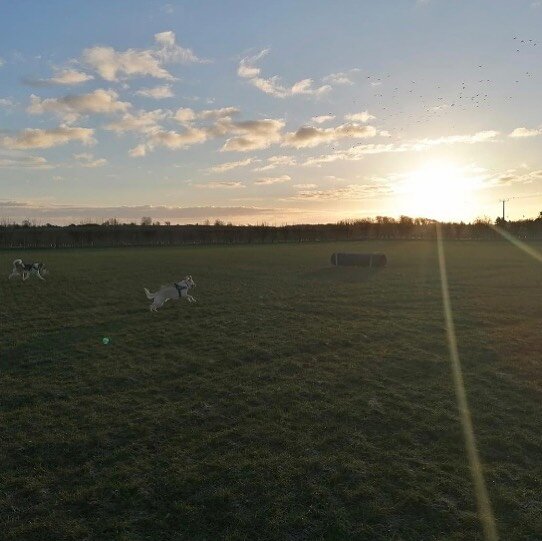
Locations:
9;259;48;281
144;275;196;311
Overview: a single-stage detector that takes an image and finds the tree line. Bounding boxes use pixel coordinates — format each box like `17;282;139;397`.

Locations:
0;214;541;249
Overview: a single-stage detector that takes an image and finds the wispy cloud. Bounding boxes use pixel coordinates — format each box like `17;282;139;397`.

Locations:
73;152;107;168
291;183;391;200
220;118;285;152
0;154;53;169
293;183;317;189
509;127;542;138
82;31;208;82
238;49;331;98
0;98;15;108
302;130;500;166
135;84;174;99
311;114;335;124
252;154;297;171
173;106;240;125
283;122;377;149
344;110;375;122
322;68;360;86
27;89;130;123
1;126;95;149
195;180;245;188
254;175;291;185
208;158;259;172
105;109;167;134
485;168;542;186
24;68;94;86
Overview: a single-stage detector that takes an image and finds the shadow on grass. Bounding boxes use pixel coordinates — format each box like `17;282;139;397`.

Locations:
303;265;385;284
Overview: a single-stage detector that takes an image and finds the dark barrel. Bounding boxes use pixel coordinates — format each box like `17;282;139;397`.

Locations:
331;253;387;267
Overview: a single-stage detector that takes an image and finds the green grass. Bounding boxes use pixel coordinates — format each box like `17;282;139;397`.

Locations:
1;241;541;540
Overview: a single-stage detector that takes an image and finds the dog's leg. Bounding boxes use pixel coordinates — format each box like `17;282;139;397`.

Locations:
36;270;46;281
22;272;29;281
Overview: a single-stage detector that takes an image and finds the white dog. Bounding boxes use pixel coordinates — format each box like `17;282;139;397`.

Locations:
144;275;196;311
9;259;48;281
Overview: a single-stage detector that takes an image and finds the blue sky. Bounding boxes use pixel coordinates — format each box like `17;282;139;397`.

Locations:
1;0;541;224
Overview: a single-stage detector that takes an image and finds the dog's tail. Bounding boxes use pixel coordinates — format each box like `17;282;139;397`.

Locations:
144;287;155;299
13;259;23;267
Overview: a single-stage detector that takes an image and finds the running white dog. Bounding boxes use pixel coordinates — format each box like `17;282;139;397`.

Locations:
144;275;196;311
9;259;48;281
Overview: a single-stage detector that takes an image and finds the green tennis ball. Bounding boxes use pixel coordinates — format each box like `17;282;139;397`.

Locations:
102;337;110;345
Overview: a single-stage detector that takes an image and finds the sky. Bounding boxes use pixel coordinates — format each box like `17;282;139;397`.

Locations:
1;0;541;225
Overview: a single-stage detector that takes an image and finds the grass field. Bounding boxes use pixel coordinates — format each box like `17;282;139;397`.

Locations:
1;241;541;540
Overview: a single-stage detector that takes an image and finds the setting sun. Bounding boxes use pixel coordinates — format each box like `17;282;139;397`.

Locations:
395;162;484;221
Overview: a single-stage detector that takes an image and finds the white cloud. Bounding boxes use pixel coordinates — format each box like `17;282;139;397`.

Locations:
83;45;173;81
0;98;15;108
0;154;53;169
82;31;207;82
2;126;95;149
146;127;208;150
486;168;542;186
253;155;297;172
509;127;542;138
73;152;107;168
135;84;174;99
283;122;377;149
128;144;147;158
47;69;94;85
254;175;291;185
344;110;375;122
105;109;166;133
322;69;360;85
174;107;197;125
293;183;317;189
252;155;297;172
0;57;5;67
196;181;245;189
292;183;391;200
116;107;282;156
154;31;208;64
28;89;130;122
198;107;240;120
208;158;258;172
238;50;331;98
220;118;285;152
301;130;500;166
173;106;239;126
311;114;335;124
413;130;499;148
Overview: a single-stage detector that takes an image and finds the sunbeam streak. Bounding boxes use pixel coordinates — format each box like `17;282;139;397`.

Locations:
436;223;499;541
491;225;542;264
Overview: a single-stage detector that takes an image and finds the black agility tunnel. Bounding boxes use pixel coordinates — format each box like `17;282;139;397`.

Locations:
331;253;387;267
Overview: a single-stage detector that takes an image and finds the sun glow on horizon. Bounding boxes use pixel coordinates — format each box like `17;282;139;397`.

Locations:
394;162;485;221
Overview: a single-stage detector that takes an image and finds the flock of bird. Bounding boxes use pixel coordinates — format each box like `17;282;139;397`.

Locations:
347;36;539;135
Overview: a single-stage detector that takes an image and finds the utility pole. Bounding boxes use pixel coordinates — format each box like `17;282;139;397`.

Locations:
499;199;509;221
